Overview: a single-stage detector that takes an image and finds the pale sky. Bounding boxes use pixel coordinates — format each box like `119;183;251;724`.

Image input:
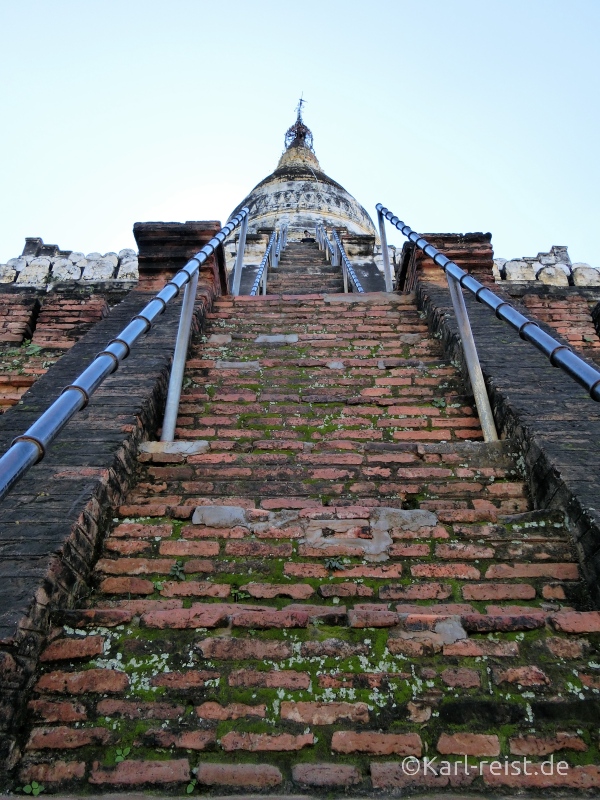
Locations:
1;0;598;266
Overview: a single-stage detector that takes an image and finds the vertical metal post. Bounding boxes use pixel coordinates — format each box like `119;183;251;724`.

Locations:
377;208;394;292
446;274;498;442
160;268;199;442
231;214;248;296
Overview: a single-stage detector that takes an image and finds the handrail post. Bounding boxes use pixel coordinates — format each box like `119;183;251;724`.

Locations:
446;274;498;442
231;213;249;296
377;207;394;292
160;268;200;441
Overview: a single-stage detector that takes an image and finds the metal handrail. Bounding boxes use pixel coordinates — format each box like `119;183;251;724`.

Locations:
377;203;600;405
0;208;250;500
250;231;277;296
316;223;336;264
331;230;365;294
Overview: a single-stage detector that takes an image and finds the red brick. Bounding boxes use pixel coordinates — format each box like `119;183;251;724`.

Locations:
183;559;214;573
197;637;291;660
229;669;310;689
236;582;313;600
230;608;309;628
389;543;430;557
462;583;536;601
461;613;545;632
20;761;86;784
438;732;500;756
370;761;473;789
441;668;481;688
196;763;282;788
485;563;579;580
509;733;587;755
141;604;229;629
105;539;151;555
90;759;190;785
96;557;175;575
97;699;184;719
150;670;219;689
35;669;129;694
292;763;361;787
543;583;567;600
27;726;111;750
436;543;494;559
40;635;104;661
380;583;451;600
281;701;369;724
99;577;155;595
142;729;215;749
196;701;266;720
339;564;403;578
160;581;230;598
443;639;518;657
28;699;87;723
159;540;219;556
348;608;398;627
552;611;600;633
221;731;313;751
411;564;480;579
546;637;585;658
225;541;293;557
284;563;327;578
56;608;133;627
332;731;422;755
319;582;374;598
494;666;550;686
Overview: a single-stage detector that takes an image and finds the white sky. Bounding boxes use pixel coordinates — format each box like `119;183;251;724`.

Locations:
1;0;598;265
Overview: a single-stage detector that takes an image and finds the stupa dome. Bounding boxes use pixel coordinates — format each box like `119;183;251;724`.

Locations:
229;107;377;239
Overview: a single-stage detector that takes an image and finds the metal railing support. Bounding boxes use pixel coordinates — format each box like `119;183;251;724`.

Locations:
250;231;276;296
160;266;199;442
331;230;365;294
446;274;498;442
231;213;249;296
376;202;600;407
377;207;394;292
0;208;249;502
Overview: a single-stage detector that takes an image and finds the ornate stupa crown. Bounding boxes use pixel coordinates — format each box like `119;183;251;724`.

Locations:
283;98;314;152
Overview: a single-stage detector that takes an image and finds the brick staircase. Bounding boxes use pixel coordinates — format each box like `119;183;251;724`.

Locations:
17;292;600;794
266;241;344;294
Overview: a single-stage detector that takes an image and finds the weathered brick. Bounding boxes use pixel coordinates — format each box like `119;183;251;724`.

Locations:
159;581;229;598
197;637;291;660
35;669;129;694
230;608;309;628
159;540;220;556
150;671;219;689
141;604;229;629
485;563;579;580
462;583;536;601
196;763;282;788
509;733;587;755
281;701;369;725
40;635;104;662
221;731;313;751
28;699;87;723
443;639;518;657
96;699;184;719
411;564;480;579
20;760;86;784
141;729;215;750
551;611;600;633
196;701;266;720
90;759;190;785
240;582;314;599
482;764;600;788
348;608;398;627
99;577;155;595
292;763;361;787
437;732;500;756
228;669;310;689
332;731;422;755
27;726;112;750
440;668;481;688
494;666;550;686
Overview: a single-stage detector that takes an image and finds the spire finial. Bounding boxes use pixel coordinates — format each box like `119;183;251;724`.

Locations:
284;96;314;152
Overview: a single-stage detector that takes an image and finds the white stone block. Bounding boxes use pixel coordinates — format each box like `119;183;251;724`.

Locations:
537;266;570;286
572;266;600;286
7;257;27;272
85;252;103;261
16;264;50;285
539;255;557;265
81;258;116;281
69;251;85;263
0;265;16;283
116;259;138;280
572;262;595;271
102;253;119;267
51;258;82;281
119;248;137;261
503;260;536;281
554;262;572;275
140;440;209;455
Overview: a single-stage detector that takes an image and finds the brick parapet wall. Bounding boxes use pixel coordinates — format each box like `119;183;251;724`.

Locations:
417;279;600;608
0;241;223;777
